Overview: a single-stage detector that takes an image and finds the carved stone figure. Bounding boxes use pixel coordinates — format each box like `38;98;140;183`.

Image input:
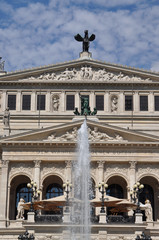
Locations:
111;96;118;112
144;200;153;221
74;30;95;52
3;107;10;127
52;96;59;111
16;198;25;220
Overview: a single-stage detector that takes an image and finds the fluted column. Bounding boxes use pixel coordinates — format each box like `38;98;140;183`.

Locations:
0;160;9;227
33;160;41;189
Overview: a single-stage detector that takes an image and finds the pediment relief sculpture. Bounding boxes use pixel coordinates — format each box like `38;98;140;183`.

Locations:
44;127;126;142
24;66;152;83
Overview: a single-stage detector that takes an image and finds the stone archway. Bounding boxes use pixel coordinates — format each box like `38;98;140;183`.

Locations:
139;176;158;220
9;175;31;220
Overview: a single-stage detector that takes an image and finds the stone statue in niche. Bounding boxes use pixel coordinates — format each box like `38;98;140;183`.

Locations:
3;107;10;127
16;198;25;219
52;95;59;111
111;96;118;112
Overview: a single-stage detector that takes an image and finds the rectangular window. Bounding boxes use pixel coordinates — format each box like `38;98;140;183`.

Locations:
8;94;16;110
96;95;104;111
37;95;45;110
125;95;133;111
22;95;31;110
140;95;148;111
66;95;75;110
155;96;159;111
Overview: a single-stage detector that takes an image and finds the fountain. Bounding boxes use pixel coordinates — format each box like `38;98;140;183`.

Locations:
70;119;91;240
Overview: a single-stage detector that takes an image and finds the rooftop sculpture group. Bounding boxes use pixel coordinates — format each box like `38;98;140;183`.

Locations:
74;30;95;52
74;97;97;116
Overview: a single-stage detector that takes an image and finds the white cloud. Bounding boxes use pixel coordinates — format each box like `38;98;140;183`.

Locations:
0;0;159;72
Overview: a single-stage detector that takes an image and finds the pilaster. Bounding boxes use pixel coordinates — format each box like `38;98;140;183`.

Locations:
46;91;51;112
65;161;72;182
149;92;154;112
104;91;109;112
134;91;139;112
31;91;36;112
128;161;137;199
0;160;9;227
16;91;21;112
33;160;41;189
119;91;124;113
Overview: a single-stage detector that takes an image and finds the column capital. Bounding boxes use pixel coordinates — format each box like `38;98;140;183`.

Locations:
1;160;9;167
129;161;137;169
97;161;105;169
33;160;41;168
65;161;72;168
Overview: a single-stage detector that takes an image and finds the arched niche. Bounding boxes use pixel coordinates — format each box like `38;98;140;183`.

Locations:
9;174;30;220
139;176;158;221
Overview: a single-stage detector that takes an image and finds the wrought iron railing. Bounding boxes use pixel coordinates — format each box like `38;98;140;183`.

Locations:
35;214;63;223
107;215;135;224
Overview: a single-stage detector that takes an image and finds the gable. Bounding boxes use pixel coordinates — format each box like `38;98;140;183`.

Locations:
0;58;159;85
1;119;159;144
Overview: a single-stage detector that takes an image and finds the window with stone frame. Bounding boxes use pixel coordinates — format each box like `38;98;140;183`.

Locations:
37;94;45;110
22;95;31;110
66;95;75;110
125;95;133;111
96;95;104;111
140;95;148;111
8;94;16;110
155;96;159;111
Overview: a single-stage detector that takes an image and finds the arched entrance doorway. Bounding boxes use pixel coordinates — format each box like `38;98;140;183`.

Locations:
139;176;158;220
9;175;31;220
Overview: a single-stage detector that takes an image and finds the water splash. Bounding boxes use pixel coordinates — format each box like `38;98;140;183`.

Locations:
71;120;91;240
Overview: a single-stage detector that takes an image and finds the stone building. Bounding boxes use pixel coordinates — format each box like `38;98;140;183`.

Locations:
0;50;159;239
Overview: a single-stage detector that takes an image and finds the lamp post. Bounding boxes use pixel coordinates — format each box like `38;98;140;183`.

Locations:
130;182;144;213
135;231;152;240
27;180;41;212
63;180;72;212
18;230;34;240
98;181;108;213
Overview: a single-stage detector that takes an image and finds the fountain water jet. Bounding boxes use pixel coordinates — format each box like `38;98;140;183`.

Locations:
70;120;91;240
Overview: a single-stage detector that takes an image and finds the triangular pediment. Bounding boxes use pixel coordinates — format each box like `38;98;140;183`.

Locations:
1;119;159;144
0;58;159;84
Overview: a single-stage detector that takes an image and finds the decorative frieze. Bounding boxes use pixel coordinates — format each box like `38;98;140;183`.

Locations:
137;164;159;180
104;163;128;179
23;66;152;83
41;163;65;179
44;127;126;142
9;162;33;179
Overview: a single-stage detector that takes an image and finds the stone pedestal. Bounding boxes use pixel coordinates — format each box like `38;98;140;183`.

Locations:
63;230;70;240
79;51;92;59
72;116;99;122
135;212;143;224
27;212;35;223
99;213;107;223
3;127;10;137
147;220;153;227
63;211;70;223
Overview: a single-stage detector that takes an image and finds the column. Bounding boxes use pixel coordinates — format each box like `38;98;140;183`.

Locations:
97;161;105;199
0;160;9;227
60;91;65;112
119;91;124;113
31;91;36;112
2;91;6;112
46;91;51;112
128;161;137;199
149;92;154;113
65;161;72;183
90;91;95;111
75;91;80;111
33;160;41;189
134;92;139;113
104;91;109;113
16;91;21;112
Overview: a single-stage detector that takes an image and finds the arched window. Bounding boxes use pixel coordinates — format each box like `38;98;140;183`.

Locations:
107;184;124;215
46;183;63;199
16;183;32;219
45;183;63;215
107;184;124;199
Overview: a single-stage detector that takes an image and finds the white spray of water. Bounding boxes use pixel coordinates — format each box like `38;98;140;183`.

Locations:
71;120;91;240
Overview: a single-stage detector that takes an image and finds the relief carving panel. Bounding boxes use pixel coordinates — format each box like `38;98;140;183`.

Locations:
41;162;65;179
9;162;34;179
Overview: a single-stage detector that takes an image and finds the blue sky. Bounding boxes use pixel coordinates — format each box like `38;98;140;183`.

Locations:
0;0;159;72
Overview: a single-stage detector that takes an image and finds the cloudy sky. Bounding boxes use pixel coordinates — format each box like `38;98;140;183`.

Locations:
0;0;159;72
